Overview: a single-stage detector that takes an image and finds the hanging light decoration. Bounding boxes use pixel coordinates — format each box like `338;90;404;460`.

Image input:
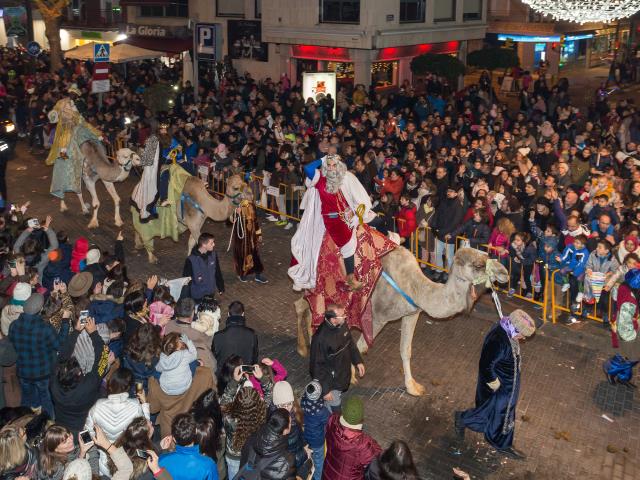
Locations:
521;0;640;24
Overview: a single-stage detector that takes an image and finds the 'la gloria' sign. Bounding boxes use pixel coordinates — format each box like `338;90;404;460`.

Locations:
124;24;173;37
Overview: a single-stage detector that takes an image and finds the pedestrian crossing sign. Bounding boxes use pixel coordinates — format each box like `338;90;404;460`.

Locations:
94;43;110;63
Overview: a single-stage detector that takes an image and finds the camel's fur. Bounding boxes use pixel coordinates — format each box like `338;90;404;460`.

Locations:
60;146;141;229
135;175;243;263
295;247;509;396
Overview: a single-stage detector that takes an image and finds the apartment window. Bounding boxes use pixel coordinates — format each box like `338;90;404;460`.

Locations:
400;0;425;23
320;0;360;24
216;0;244;17
255;0;261;18
463;0;483;21
140;1;187;17
434;0;456;22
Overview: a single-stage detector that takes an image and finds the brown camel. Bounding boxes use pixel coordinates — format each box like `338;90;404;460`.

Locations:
295;247;509;396
133;174;245;263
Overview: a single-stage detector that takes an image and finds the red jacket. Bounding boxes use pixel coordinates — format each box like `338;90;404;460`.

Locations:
375;176;404;202
395;205;417;239
322;414;381;480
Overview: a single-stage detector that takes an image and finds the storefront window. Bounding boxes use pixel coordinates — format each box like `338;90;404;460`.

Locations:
140;0;187;18
216;0;245;17
371;61;397;88
400;0;425;23
434;0;456;22
327;61;354;84
320;0;360;23
463;0;482;21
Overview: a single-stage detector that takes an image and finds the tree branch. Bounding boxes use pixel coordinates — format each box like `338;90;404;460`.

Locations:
33;0;71;20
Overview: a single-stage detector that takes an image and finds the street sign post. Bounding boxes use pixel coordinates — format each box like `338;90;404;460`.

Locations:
193;23;221;100
26;41;41;56
93;43;110;63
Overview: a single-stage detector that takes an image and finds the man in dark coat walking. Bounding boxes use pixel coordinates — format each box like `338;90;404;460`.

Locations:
309;304;365;411
454;309;536;460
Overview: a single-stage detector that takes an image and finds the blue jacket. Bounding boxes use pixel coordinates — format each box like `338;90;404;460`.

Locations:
302;400;330;449
160;444;218;480
89;295;124;325
559;244;589;277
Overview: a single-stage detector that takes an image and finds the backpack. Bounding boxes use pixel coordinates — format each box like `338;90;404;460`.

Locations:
233;449;278;480
604;354;639;386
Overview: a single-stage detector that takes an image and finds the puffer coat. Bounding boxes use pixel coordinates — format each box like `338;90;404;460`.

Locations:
239;423;296;480
322;414;381;480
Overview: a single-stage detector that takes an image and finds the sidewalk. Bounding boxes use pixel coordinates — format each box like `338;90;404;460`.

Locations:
8;145;640;479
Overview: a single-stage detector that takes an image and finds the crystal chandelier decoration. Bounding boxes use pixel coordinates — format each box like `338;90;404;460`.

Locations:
521;0;640;24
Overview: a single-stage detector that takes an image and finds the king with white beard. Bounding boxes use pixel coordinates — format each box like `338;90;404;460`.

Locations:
289;154;377;291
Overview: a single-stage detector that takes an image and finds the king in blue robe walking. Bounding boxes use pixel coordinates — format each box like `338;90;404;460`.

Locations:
454;309;536;460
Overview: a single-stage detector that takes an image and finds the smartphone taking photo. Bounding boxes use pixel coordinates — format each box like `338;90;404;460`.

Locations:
79;430;94;446
79;310;90;325
136;449;151;459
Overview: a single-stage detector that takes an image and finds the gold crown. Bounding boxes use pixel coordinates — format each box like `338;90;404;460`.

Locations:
159;122;170;130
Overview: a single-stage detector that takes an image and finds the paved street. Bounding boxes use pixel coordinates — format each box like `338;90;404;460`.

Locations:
8;144;640;479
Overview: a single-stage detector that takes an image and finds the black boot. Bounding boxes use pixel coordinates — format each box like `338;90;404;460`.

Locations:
500;446;527;460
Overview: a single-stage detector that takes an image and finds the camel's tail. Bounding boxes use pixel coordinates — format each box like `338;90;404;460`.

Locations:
295;297;312;357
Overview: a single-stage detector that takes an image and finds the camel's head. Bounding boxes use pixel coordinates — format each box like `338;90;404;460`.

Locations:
452;248;509;286
225;175;253;206
115;148;140;171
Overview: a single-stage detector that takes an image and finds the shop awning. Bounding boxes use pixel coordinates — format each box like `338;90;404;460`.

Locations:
64;41;164;62
115;36;191;54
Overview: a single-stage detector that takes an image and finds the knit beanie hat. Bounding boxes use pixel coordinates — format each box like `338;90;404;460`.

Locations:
340;396;364;429
509;309;536;337
272;381;294;406
62;459;92;480
85;248;101;265
12;282;31;302
48;249;62;262
301;380;324;416
23;293;45;315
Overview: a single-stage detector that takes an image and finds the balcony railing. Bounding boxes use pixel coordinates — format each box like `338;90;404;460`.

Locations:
61;8;124;29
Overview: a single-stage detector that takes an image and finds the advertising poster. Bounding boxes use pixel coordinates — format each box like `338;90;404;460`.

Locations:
227;20;268;62
3;6;28;45
302;71;337;117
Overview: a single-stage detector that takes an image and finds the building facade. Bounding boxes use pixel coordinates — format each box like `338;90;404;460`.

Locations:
119;0;489;86
487;0;631;74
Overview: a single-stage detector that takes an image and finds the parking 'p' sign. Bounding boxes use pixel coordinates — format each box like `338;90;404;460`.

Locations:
194;23;220;62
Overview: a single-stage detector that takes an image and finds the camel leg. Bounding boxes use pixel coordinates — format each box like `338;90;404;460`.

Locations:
134;231;144;250
60;197;67;212
294;298;312;357
401;312;426;396
84;176;100;229
77;192;90;215
183;212;206;255
103;181;123;227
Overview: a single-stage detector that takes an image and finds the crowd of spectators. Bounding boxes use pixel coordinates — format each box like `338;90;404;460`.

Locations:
1;41;640;479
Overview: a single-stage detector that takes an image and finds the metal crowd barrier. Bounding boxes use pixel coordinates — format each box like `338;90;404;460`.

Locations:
549;269;613;324
205;174;613;327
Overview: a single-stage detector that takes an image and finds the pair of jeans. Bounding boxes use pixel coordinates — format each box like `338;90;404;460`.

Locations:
434;238;454;270
311;445;324;480
226;456;240;480
19;377;54;419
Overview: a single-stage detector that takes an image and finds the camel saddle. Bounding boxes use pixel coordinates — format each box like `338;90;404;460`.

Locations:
304;224;397;347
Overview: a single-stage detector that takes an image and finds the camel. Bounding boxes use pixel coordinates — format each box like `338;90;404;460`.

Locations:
132;170;244;263
295;247;509;396
48;96;141;229
59;146;140;229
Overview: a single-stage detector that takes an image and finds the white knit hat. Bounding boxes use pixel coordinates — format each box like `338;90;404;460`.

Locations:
85;248;101;265
12;282;31;302
273;381;294;406
62;459;92;480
